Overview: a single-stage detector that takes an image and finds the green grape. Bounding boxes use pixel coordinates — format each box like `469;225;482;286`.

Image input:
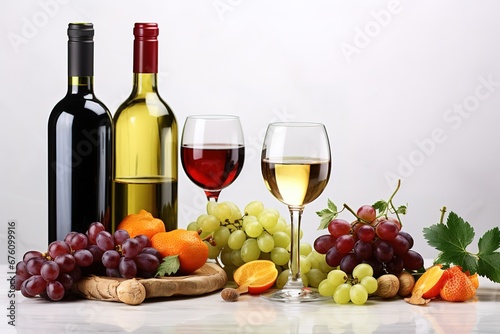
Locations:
306;252;321;269
272;231;291;249
327;269;347;287
242;215;258;230
333;283;352;304
244;201;265;217
206;201;217;216
360;276;378;295
306;268;326;288
352;263;374;281
199;215;220;233
318;279;337;296
300;255;311;274
241;239;261;262
196;214;208;225
231;249;245;267
270;247;289;266
227;230;246;250
350;284;368;305
300;242;313;256
258;209;279;230
266;216;287;234
220;247;233;267
213;226;230;248
214;202;232;222
186;221;199;231
225;201;242;222
257;232;274;253
319;258;335;274
276;269;290;289
245;220;264;238
207;242;221;259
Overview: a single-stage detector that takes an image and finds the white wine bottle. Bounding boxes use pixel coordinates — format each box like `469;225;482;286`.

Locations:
48;23;112;242
112;23;178;231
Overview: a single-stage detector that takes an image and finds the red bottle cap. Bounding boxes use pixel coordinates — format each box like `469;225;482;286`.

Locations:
133;23;158;73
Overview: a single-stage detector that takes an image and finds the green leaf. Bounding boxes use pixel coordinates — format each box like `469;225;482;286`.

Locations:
155;255;180;277
327;199;338;213
423;212;476;271
372;200;387;214
316;199;338;230
478;252;500;283
396;205;407;215
478;227;500;256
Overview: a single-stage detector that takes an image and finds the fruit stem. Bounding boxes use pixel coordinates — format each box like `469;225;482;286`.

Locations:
388;179;403;226
439;206;447;224
343;203;370;224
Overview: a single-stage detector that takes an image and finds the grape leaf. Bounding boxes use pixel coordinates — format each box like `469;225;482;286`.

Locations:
396;205;408;215
478;253;500;282
372;200;387;214
155;255;180;277
316;199;338;230
478;227;500;255
423;210;500;283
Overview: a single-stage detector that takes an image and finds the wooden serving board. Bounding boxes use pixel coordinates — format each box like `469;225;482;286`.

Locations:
72;263;228;305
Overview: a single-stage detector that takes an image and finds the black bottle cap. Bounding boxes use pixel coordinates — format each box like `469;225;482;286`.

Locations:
68;23;94;76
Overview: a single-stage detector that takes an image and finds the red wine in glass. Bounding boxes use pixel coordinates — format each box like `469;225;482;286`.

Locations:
181;144;244;199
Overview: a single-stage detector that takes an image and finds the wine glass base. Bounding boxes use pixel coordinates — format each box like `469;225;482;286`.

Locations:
260;287;330;303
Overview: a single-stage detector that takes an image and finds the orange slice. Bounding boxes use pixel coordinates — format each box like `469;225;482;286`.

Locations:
233;260;278;295
412;264;449;299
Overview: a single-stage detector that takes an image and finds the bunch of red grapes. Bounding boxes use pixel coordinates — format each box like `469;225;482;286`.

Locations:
314;205;424;277
15;222;161;301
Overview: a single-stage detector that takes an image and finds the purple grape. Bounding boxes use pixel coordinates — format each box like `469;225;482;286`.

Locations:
401;250;424;271
68;232;89;251
74;249;93;267
55;254;76;273
102;250;121;269
375;220;399;241
96;231;115;251
48;240;71;259
134;234;151;249
26;257;46;276
389;234;410;255
327;219;351;238
325;246;343;267
373;239;394;263
119;257;137;279
87;222;106;245
357;224;376;242
335;235;355;254
41;260;60;281
386;255;404;275
339;253;361;274
121;238;142;259
134;253;160;272
113;229;130;246
314;234;337;254
23;275;46;296
353;240;373;260
141;247;162;262
46;281;65;301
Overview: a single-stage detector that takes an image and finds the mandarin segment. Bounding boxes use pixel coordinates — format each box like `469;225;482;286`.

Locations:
151;229;209;274
116;210;166;239
411;264;448;299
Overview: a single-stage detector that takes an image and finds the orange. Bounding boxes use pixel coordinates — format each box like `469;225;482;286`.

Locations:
116;210;166;239
151;229;208;274
412;264;449;299
440;266;477;302
233;260;278;295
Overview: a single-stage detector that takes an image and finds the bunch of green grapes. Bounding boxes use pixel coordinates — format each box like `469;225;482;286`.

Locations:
317;263;378;305
187;200;334;285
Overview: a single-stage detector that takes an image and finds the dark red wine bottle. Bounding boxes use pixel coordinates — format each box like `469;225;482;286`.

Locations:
48;23;112;242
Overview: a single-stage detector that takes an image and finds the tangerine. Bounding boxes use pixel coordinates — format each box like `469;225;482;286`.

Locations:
151;229;209;274
233;260;278;295
116;210;166;240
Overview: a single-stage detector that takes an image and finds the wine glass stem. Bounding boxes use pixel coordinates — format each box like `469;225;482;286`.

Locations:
284;205;305;289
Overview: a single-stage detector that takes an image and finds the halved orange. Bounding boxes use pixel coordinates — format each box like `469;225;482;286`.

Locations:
233;260;278;295
412;264;449;298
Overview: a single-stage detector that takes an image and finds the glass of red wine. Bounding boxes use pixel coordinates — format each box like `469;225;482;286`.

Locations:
181;115;245;202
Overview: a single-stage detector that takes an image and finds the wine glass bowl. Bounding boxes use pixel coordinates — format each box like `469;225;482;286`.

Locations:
261;122;331;302
181;115;245;202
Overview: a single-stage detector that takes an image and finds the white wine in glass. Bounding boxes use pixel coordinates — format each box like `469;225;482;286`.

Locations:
261;122;331;302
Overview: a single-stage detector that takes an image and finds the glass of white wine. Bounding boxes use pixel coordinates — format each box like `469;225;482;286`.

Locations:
261;122;331;302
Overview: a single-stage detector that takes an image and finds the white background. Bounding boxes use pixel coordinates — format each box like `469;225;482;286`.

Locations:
1;0;500;261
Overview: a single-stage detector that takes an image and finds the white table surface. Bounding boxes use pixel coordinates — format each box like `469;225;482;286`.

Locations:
2;264;500;334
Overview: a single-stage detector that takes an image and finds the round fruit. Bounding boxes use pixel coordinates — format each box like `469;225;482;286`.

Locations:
233;260;278;295
151;229;209;274
116;210;166;239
